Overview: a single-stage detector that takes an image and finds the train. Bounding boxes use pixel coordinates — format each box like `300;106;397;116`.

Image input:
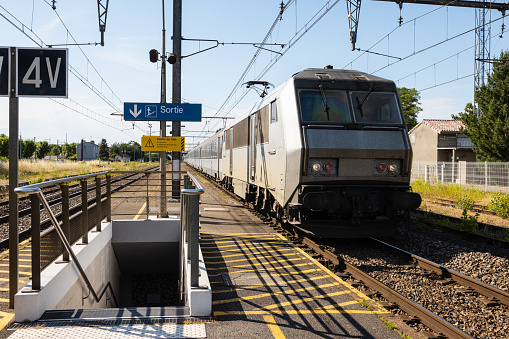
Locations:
184;67;421;238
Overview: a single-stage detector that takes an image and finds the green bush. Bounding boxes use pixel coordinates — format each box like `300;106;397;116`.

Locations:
489;192;509;218
28;173;45;185
460;209;478;233
457;196;475;210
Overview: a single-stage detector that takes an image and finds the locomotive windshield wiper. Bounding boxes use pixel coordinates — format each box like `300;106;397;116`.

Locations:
318;84;330;121
356;85;375;117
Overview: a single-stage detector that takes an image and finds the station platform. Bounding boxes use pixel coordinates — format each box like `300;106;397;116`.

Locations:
3;166;403;338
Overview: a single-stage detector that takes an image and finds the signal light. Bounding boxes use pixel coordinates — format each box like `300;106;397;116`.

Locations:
324;162;333;172
167;53;177;64
149;49;159;63
376;162;387;173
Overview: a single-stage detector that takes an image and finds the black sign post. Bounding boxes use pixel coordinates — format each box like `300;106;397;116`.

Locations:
0;47;9;96
8;47;68;308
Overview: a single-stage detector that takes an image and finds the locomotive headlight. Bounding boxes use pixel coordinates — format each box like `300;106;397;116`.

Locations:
376;162;387;173
388;162;399;174
312;162;322;172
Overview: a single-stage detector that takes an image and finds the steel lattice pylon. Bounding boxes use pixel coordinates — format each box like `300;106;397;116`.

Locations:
474;5;491;116
346;0;362;51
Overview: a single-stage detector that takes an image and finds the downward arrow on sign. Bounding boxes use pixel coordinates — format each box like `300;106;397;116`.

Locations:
130;104;142;118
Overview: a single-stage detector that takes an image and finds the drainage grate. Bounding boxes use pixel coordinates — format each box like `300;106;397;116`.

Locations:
10;317;211;329
222;272;287;287
204;208;229;212
8;323;206;339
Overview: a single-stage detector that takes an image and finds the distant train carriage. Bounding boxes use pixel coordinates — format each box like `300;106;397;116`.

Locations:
185;67;421;238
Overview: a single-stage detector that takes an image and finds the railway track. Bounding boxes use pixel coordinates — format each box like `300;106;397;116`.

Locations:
188;166;509;338
0;167;158;248
412;209;509;247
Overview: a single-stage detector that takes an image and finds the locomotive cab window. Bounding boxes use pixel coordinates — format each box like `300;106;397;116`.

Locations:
298;89;351;123
270;100;277;123
350;91;403;124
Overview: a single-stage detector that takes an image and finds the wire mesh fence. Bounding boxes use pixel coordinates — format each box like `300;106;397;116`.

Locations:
411;161;509;193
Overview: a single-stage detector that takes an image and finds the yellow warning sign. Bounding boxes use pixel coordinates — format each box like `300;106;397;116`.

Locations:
141;136;185;152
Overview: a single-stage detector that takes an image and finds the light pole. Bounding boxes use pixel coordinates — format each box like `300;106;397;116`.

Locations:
171;0;182;199
148;123;152;164
159;0;168;217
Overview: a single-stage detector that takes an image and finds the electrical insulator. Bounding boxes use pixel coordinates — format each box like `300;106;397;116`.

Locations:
167;53;177;64
149;49;159;63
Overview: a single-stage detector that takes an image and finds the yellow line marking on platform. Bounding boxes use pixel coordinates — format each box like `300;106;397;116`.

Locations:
207;253;301;265
201;232;271;236
200;243;278;250
0;298;9;303
323;300;359;309
212;275;329;291
206;257;305;271
201;239;279;244
263;290;350;310
201;243;292;252
0;288;8;292
207;263;311;277
212;282;339;305
0;264;31;268
0;270;31;276
214;309;381;316
0;311;14;332
133;202;147;220
202;248;295;260
0;278;27;283
263;314;286;339
273;233;388;314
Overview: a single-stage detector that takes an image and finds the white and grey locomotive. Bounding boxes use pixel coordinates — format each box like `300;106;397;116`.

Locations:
185;67;421;237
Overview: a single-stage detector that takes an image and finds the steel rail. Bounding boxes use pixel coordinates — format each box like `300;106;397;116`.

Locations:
371;238;509;307
0;171;146;224
413;210;509;248
0;170;153;249
302;237;474;339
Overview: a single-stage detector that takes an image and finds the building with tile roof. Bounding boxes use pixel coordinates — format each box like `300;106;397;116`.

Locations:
408;119;476;162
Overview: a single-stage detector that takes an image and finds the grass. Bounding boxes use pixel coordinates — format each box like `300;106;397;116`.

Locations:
412;179;490;206
411;179;509;225
0;159;156;182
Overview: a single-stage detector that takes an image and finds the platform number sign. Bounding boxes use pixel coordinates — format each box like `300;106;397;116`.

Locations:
17;48;68;97
0;47;8;97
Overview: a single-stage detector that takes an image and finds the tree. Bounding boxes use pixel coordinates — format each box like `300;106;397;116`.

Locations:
397;87;422;130
99;138;109;160
35;141;50;159
50;145;60;156
61;142;76;159
453;50;509;161
0;135;8;158
22;139;36;158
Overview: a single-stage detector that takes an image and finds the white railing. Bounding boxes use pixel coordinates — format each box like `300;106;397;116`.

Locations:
411;161;509;193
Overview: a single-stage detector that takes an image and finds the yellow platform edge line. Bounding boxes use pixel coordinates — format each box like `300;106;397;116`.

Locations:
273;232;387;314
263;314;286;339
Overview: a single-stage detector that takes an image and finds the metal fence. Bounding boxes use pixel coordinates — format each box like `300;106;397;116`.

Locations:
411;161;509;193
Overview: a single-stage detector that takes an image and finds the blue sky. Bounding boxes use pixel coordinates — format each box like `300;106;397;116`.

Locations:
1;0;508;147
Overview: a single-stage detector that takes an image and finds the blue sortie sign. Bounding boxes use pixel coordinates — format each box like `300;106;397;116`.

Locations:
123;102;202;121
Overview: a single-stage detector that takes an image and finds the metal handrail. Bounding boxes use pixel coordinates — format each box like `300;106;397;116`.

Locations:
23;188;118;307
14;171;110;194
